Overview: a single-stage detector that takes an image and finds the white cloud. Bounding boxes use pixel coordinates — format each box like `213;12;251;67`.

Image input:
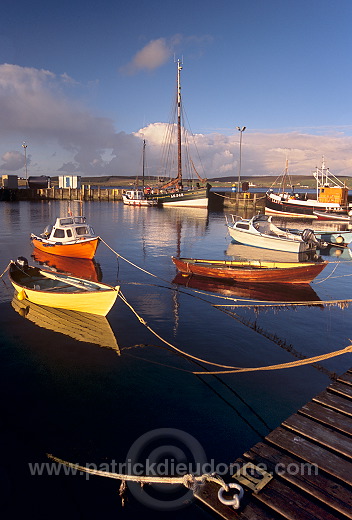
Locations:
120;38;172;75
0;150;26;171
1;63;352;179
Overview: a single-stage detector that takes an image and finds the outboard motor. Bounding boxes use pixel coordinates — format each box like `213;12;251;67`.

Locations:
15;256;29;269
301;229;325;249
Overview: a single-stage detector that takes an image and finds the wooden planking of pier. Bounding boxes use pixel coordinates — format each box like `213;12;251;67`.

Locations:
195;369;352;519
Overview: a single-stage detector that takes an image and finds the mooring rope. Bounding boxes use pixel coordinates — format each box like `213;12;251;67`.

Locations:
213;298;352;309
0;262;10;279
118;290;352;374
46;453;228;489
99;238;159;279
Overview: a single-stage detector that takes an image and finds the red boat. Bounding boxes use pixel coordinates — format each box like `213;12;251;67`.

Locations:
171;256;328;284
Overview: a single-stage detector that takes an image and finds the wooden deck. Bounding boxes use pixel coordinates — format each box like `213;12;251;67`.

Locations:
195;369;352;519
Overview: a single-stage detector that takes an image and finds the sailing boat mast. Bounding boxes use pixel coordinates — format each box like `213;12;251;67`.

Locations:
176;58;182;187
142;139;146;191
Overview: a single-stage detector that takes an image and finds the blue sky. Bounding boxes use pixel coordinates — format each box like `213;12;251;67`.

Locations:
1;0;352;178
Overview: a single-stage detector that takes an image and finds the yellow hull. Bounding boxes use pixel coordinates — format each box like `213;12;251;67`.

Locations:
11;279;119;316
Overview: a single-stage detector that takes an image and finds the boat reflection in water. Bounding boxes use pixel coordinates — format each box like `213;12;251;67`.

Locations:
172;273;321;303
32;248;102;282
12;297;120;353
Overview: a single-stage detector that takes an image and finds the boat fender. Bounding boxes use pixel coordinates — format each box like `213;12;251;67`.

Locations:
17;289;27;301
336;235;344;244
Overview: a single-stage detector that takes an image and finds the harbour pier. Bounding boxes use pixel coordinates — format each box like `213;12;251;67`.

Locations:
195;368;352;519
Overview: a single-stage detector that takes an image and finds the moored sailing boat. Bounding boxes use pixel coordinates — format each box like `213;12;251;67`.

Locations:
122;140;157;206
146;59;211;208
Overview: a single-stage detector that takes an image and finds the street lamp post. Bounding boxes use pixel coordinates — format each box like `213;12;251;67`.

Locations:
22;142;28;185
236;126;246;193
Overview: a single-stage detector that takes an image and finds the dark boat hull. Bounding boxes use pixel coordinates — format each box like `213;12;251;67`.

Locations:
147;186;209;208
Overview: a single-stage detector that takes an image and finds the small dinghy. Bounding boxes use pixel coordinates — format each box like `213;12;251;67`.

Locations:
9;257;119;316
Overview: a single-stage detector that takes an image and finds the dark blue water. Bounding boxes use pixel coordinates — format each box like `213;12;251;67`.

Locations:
0;200;351;519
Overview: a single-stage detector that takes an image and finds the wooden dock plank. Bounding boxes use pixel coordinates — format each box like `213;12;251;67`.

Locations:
337;373;352;385
300;401;352;435
328;381;352;399
250;477;343;520
313;390;352;416
282;413;352;458
244;442;352;518
195;369;352;519
266;426;352;485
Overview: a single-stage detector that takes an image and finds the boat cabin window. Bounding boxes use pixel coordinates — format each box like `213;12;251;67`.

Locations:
75;226;90;236
66;229;73;237
59;218;74;225
53;228;65;238
236;223;250;230
73;216;86;224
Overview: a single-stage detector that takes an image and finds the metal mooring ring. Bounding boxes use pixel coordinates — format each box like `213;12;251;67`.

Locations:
218;483;244;509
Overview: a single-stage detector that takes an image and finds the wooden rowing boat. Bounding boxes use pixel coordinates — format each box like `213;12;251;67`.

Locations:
171;256;328;284
9;257;119;316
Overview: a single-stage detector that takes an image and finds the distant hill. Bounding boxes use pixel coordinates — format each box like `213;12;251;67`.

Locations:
207;175;352;188
45;174;352;189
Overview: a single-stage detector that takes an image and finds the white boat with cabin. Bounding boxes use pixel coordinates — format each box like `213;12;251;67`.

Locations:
226;214;321;253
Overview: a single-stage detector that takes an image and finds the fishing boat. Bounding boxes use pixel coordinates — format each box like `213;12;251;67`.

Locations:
12;297;120;353
146;59;210;208
122;140;158;206
172;273;321;302
265;158;352;219
9;257;119;316
171;256;327;284
312;209;352;222
31;247;102;282
226;214;321;253
30;215;99;259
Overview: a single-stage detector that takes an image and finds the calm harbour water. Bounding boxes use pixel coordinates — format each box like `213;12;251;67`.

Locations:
0;200;351;519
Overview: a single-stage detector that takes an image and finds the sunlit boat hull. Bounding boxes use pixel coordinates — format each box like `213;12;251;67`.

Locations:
31;236;99;259
171;256;327;284
9;261;119;316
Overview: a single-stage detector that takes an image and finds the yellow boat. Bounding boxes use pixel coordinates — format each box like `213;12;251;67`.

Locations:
9;257;119;316
11;297;120;353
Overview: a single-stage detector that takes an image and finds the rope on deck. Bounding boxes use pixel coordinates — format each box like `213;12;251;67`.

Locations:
46;452;230;503
118;290;352;375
